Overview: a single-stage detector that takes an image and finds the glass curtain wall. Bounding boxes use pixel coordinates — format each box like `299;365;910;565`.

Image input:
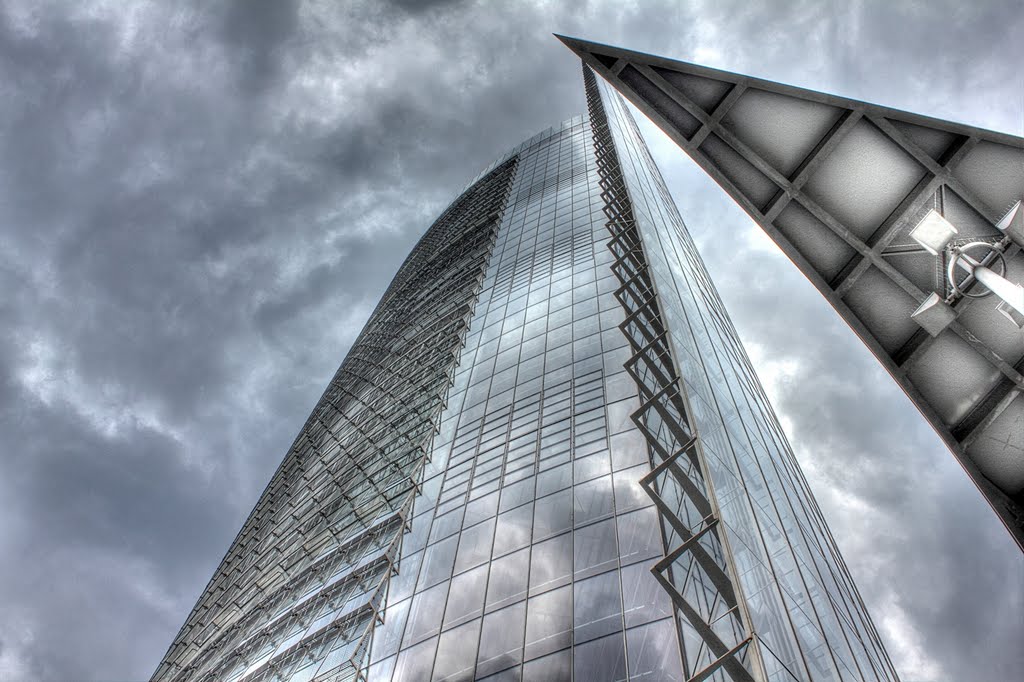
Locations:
594;71;898;682
366;114;685;682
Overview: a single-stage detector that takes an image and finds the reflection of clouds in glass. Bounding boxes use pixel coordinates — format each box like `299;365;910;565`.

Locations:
486;548;529;612
606;396;640;435
573;475;614;525
477;601;526;678
493;502;533;557
573;449;611;483
616;506;662;566
433;618;480;681
428;506;465;544
533;488;572;540
499;476;535;512
574;570;623;642
612;463;651;512
536;462;572;498
454;517;494;573
525;585;572;659
371;596;410;663
387;551;422;604
463;491;499;527
610;430;650;470
621;562;671;628
529;533;572;593
627;619;684;681
443;563;487;629
574;630;628;681
404;580;449;644
419;535;457;589
524;648;572;680
392;634;438;682
573;517;618;579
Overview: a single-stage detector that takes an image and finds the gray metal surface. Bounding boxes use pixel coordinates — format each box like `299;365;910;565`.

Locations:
559;35;1024;551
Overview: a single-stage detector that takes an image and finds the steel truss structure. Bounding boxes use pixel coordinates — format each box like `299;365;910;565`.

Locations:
587;66;756;681
561;35;1024;551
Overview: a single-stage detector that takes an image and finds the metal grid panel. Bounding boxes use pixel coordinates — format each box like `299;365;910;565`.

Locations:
560;35;1024;552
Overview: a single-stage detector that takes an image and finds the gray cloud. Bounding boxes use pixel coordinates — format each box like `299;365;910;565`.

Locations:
219;0;300;94
0;1;1020;680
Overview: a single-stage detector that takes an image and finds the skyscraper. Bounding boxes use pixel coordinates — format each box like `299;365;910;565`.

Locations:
153;64;898;682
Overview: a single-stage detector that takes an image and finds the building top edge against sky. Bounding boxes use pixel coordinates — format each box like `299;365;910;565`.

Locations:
555;35;1024;142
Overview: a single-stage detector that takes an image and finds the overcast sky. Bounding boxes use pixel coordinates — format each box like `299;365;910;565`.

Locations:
0;1;1021;681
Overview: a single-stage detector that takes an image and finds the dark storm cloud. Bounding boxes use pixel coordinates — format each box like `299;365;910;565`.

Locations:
0;0;1020;681
4;400;238;623
387;0;469;14
219;0;300;94
0;1;427;678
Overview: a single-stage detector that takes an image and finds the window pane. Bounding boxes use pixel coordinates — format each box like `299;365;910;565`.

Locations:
573;517;618;579
573;475;614;526
606;397;639;435
444;563;488;629
604;370;635;402
529;533;572;594
609;430;648;471
455;518;496;573
573;631;626;682
493;503;534;557
573;570;622;643
404;513;431;554
535;462;571;497
429;506;465;543
626;619;684;682
573;450;611;483
387;548;423;602
616;506;662;566
612;463;651;513
371;598;410;662
487;547;529;612
532;489;572;541
433;619;480;681
620;561;672;628
393;636;438;682
406;581;449;644
464;491;499;527
523;649;571;682
524;585;572;661
420;535;458;589
477;602;527;678
367;655;397;682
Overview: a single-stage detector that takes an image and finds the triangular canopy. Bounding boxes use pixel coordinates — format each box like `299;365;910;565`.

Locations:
559;35;1024;551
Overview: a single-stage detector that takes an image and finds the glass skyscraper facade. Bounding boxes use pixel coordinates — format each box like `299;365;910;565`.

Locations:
152;66;898;682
